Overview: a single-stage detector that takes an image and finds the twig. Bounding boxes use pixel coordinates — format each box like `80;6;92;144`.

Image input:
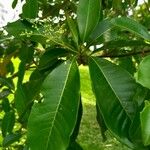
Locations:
98;49;150;58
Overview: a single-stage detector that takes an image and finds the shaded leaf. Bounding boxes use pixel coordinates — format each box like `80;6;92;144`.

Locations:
27;58;80;150
39;48;68;70
3;133;22;147
96;103;107;141
68;98;83;147
89;57;138;148
2;98;11;113
77;0;101;42
2;111;15;137
111;17;150;40
12;0;18;9
67;16;79;46
22;0;38;19
89;19;112;44
5;20;34;37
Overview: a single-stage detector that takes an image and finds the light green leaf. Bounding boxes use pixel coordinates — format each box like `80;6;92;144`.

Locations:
22;0;38;19
111;17;150;40
77;0;101;42
27;58;80;150
140;102;150;146
136;55;150;89
89;57;138;148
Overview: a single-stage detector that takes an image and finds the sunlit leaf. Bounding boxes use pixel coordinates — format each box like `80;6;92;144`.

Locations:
27;58;80;150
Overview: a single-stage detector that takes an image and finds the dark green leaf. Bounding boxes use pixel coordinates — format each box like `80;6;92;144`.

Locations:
136;55;150;89
27;58;80;150
0;77;14;89
2;111;15;137
2;98;11;113
77;0;101;42
5;20;34;37
3;133;22;147
89;57;138;148
89;19;112;44
96;103;107;141
111;17;150;40
0;89;11;99
39;48;68;70
22;0;38;19
119;57;136;75
67;16;79;46
69;99;82;144
12;0;18;9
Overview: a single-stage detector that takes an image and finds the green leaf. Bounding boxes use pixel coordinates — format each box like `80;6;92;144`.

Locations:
77;0;101;42
89;57;138;148
2;111;15;137
67;16;79;46
39;48;68;70
0;89;11;99
22;0;38;19
3;133;22;147
136;55;150;89
27;58;80;150
5;20;34;37
96;103;107;141
0;77;14;89
111;17;150;40
2;98;11;113
89;19;113;44
12;0;18;9
140;102;150;146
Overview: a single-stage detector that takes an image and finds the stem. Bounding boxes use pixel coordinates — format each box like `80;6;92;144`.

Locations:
97;49;150;58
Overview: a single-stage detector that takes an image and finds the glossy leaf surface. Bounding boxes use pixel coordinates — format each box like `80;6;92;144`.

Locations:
89;57;138;148
111;17;150;40
27;59;80;150
77;0;101;42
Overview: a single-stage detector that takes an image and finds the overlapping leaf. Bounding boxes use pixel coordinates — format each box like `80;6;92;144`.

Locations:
27;58;80;150
136;55;150;89
89;57;138;148
111;17;150;40
77;0;101;42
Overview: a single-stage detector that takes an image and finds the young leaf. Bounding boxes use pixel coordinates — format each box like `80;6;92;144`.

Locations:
27;58;80;150
111;17;150;40
136;55;150;89
22;0;38;19
77;0;101;42
140;102;150;146
89;57;138;148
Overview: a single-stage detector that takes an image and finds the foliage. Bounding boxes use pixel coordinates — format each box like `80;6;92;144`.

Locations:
0;0;150;149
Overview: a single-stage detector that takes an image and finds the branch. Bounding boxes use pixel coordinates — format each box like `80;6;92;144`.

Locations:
98;49;150;58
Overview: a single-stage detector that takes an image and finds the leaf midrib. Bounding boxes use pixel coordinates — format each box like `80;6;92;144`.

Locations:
83;0;91;41
91;57;131;119
45;61;73;150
